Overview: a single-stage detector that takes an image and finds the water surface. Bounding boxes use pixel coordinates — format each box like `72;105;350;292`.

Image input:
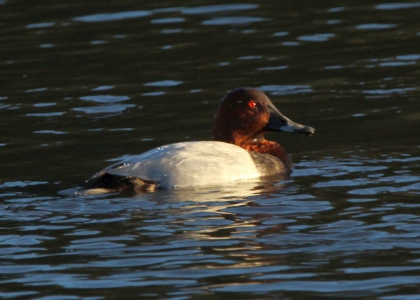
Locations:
0;0;419;299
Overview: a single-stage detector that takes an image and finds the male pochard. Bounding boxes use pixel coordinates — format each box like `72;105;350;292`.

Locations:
82;88;314;194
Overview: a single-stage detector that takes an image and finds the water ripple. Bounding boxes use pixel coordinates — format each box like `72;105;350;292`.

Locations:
74;10;152;22
376;3;420;10
203;17;268;26
182;4;258;15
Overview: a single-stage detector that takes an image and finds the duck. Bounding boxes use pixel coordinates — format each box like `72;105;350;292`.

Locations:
81;88;314;194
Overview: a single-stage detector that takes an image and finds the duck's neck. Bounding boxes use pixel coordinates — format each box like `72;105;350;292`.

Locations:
240;139;293;170
213;126;293;169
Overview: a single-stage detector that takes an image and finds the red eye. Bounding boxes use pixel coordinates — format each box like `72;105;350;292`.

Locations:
248;100;257;109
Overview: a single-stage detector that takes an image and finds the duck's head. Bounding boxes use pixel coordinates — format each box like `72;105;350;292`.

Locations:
213;87;315;145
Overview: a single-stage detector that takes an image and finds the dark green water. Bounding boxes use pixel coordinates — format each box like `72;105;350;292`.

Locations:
0;1;419;299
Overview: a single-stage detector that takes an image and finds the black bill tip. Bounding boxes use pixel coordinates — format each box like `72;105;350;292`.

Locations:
303;126;315;137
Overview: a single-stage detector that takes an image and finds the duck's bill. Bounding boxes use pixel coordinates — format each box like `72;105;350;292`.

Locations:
276;119;315;137
265;102;315;137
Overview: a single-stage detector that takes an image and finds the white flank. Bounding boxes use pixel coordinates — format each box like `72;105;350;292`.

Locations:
106;141;261;188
